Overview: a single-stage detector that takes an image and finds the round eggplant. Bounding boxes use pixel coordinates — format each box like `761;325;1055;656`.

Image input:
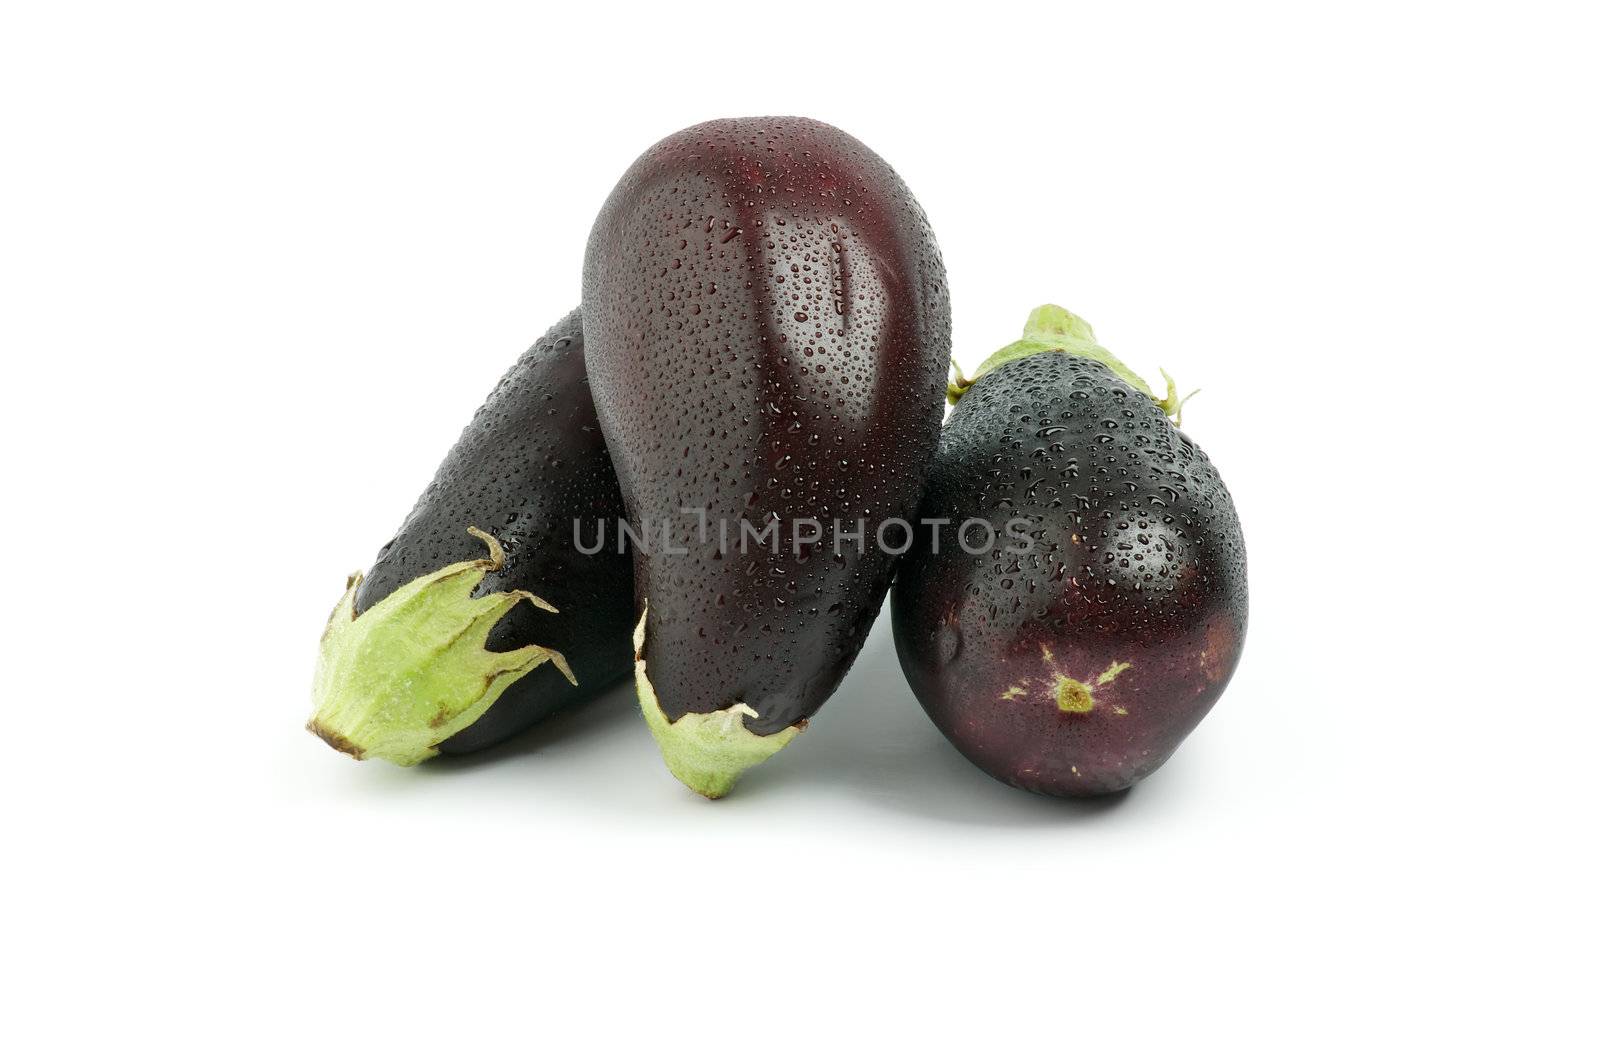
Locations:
892;306;1247;796
583;117;950;797
309;309;635;764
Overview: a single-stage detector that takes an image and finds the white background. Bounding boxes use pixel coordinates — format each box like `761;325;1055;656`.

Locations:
3;2;1596;1058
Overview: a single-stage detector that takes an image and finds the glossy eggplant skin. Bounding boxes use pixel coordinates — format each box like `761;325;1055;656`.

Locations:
354;309;634;753
583;117;949;737
892;354;1247;796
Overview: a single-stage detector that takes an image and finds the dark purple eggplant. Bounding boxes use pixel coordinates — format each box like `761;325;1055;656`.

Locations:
583;117;950;797
892;306;1246;796
309;309;634;765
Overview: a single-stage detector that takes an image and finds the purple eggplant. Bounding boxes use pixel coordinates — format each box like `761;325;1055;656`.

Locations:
309;310;634;765
892;306;1246;796
583;117;950;797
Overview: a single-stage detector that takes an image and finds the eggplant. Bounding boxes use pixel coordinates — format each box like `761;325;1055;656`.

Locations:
892;306;1246;796
583;117;950;797
309;309;635;764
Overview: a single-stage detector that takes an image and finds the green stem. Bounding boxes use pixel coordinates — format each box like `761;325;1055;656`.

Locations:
631;604;802;798
308;527;575;766
947;305;1194;423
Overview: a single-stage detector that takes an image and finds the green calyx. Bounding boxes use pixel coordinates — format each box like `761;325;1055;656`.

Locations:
632;605;803;798
947;304;1198;424
308;526;575;766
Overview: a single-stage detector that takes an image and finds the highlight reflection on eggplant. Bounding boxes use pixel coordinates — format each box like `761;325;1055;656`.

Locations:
309;310;635;765
584;117;951;797
893;306;1247;796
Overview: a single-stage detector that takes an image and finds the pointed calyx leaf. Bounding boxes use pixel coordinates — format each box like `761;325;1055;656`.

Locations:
631;604;802;798
946;304;1196;423
307;526;575;766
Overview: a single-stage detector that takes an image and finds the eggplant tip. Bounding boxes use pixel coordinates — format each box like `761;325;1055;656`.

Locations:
306;717;366;760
